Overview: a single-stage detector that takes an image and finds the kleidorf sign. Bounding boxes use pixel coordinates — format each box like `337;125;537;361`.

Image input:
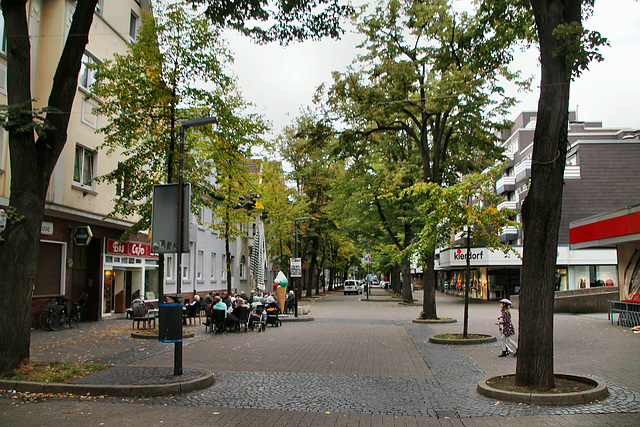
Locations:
437;247;522;269
107;239;157;258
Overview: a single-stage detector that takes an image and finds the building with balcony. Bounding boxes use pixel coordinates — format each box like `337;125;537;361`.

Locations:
435;111;640;300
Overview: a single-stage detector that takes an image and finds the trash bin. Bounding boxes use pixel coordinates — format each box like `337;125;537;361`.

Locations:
158;303;183;342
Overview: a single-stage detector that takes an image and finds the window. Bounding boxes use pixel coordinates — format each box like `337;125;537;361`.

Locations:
81;99;98;129
239;255;246;279
73;145;95;188
79;53;97;92
182;251;190;280
115;163;132;200
166;255;174;280
0;129;5;172
0;64;6;95
0;11;6;54
221;254;226;279
129;11;139;41
210;253;216;280
95;0;104;15
197;250;203;280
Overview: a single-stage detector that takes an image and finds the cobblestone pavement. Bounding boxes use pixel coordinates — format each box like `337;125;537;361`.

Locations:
2;289;639;426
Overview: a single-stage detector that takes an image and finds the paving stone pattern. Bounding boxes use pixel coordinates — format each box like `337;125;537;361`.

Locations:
9;290;640;424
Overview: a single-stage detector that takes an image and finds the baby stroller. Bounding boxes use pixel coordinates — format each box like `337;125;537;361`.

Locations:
248;303;267;332
265;302;282;327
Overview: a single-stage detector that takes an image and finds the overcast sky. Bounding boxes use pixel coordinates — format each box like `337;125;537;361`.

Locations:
224;1;640;142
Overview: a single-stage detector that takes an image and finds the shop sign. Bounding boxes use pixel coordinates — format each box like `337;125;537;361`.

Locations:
290;258;302;277
107;239;157;258
74;226;93;246
41;221;54;235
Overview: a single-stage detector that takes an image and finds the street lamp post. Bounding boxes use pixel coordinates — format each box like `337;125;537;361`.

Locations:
293;217;310;318
173;116;217;376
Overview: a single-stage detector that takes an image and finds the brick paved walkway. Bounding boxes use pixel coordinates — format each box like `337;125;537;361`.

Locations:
1;288;639;426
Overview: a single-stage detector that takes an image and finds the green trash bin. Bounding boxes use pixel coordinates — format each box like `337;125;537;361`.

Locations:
158;303;183;342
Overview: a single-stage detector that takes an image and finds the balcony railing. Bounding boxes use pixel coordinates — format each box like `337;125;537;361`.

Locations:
564;165;581;179
499;226;519;243
496;176;516;195
515;160;531;184
497;200;517;211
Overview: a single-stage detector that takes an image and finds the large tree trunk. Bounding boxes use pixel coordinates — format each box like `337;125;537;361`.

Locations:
421;253;437;319
391;266;401;295
401;224;415;303
515;0;580;390
0;0;97;376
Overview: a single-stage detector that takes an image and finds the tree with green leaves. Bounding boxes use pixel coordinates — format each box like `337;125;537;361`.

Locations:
326;0;526;308
92;2;266;234
279;112;338;297
192;0;354;44
408;165;519;334
0;0;352;376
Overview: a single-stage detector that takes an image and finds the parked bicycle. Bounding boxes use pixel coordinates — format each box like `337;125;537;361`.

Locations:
39;293;87;330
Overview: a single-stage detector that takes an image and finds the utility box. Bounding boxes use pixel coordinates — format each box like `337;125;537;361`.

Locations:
158;303;183;342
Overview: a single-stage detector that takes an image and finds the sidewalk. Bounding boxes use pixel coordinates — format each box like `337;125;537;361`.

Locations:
1;288;638;426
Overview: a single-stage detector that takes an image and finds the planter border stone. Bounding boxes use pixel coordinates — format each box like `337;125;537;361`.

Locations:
477;373;609;405
428;334;496;345
412;318;457;324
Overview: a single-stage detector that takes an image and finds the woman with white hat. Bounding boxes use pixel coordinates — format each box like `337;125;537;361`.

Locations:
495;298;517;357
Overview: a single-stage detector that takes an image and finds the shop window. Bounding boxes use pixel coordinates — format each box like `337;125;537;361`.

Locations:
34;241;65;296
73;144;95;189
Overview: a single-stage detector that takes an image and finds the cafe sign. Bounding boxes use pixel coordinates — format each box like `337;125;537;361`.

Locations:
74;226;93;246
107;239;157;258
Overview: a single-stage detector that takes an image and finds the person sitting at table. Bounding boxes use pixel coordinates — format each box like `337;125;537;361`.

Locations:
285;290;295;313
211;296;227;317
265;293;276;305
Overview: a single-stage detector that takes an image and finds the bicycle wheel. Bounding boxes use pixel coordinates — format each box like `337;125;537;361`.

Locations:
39;311;51;331
70;310;80;328
48;311;61;331
58;312;68;329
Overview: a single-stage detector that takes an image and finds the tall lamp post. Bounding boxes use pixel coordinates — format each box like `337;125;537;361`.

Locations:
293;217;310;317
173;116;217;375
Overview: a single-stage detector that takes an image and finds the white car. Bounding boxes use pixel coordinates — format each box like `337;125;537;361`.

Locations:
343;280;361;295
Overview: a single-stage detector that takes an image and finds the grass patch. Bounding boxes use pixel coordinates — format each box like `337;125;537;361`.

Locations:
1;360;107;383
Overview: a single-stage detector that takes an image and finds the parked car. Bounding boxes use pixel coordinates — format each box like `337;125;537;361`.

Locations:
380;281;390;289
343;280;362;295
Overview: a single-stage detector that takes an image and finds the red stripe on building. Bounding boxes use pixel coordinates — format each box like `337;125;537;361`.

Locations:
570;211;640;244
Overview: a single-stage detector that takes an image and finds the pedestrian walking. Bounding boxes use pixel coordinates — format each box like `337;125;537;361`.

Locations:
496;298;517;357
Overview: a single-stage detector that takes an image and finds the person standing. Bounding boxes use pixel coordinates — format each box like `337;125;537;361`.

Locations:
496;298;517;357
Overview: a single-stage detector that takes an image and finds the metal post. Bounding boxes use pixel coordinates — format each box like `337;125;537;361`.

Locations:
293;217;310;318
172;117;217;376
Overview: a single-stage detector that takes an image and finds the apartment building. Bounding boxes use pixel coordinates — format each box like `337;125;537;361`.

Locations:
434;111;640;300
0;1;160;324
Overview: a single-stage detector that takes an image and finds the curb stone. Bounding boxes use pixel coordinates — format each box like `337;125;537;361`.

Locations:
477;374;609;405
0;369;214;398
